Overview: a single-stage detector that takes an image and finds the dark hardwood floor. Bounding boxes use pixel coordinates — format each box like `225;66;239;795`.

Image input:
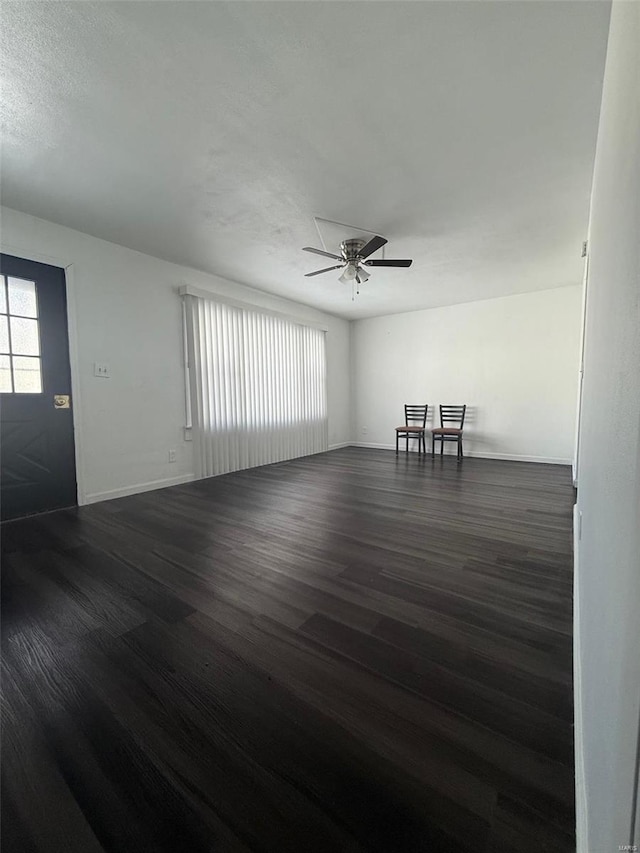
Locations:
1;448;576;852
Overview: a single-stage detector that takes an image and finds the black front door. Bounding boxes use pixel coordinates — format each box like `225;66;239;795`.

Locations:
0;254;77;521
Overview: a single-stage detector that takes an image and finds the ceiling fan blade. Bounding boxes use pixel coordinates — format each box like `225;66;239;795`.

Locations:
303;246;343;261
305;264;345;277
364;259;413;267
358;235;388;259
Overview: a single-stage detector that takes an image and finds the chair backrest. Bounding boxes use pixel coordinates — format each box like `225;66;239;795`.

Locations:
440;404;466;428
404;404;428;427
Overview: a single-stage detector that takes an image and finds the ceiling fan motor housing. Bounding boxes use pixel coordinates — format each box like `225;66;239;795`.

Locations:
341;239;367;261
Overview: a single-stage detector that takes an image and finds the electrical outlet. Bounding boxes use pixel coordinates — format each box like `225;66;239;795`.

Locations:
168;449;177;463
94;362;110;378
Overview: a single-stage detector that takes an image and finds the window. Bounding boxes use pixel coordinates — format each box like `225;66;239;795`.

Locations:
0;277;43;394
183;291;328;478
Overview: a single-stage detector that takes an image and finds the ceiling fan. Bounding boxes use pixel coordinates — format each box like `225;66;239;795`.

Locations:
303;235;413;285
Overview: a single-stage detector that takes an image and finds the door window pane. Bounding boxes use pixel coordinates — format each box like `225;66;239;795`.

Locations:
0;279;6;314
1;278;43;393
9;316;40;356
12;356;42;393
0;315;9;353
0;355;11;392
8;278;38;318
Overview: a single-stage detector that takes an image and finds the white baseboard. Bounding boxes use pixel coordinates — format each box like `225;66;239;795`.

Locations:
350;442;572;465
573;505;589;853
469;451;572;465
82;473;196;505
328;442;351;451
351;441;398;451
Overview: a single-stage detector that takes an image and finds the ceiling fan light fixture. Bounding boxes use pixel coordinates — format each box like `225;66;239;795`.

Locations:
339;263;357;283
357;266;370;283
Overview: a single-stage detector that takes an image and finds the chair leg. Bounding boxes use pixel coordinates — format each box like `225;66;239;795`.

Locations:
431;435;435;456
440;437;444;456
396;431;399;454
406;433;409;453
459;437;463;459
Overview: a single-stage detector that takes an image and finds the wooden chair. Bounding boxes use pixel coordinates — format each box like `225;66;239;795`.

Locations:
432;405;466;460
395;404;428;455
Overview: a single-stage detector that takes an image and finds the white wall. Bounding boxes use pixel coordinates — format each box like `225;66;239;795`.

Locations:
0;206;351;503
574;2;640;850
352;286;582;463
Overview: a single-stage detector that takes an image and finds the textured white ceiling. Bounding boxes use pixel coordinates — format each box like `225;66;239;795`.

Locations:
1;1;610;319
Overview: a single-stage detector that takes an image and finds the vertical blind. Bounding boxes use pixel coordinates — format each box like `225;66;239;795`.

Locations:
183;292;328;478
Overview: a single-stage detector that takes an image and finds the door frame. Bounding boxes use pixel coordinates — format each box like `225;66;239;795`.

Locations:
572;252;590;489
0;243;86;506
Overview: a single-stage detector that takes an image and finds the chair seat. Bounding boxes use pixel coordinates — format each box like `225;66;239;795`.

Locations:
432;427;463;435
396;425;425;432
